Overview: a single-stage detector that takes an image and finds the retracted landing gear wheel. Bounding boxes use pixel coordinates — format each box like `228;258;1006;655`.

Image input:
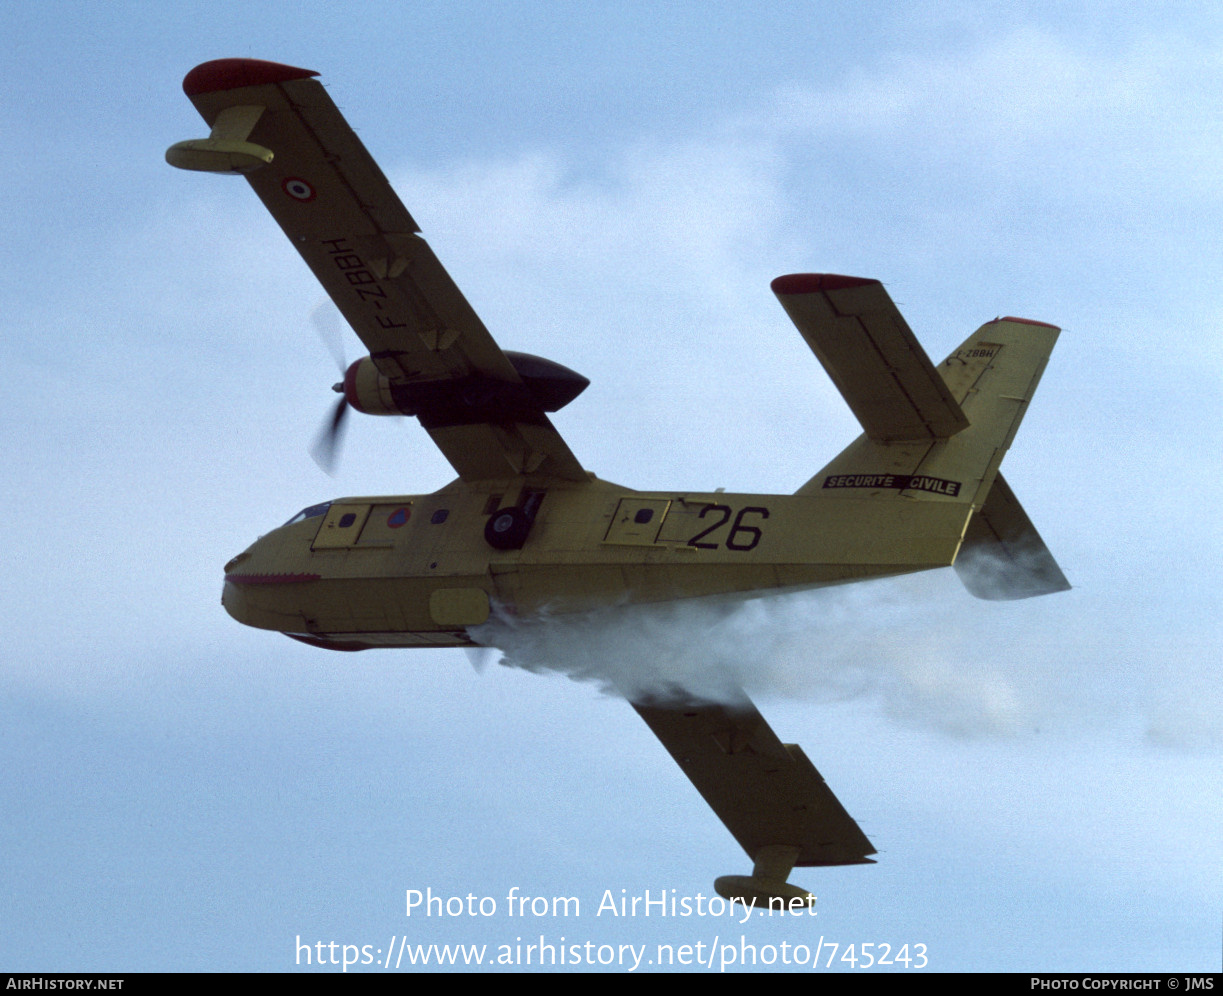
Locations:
484;506;531;550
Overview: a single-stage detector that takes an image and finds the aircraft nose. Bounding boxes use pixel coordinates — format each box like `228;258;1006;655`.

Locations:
221;572;246;623
222;547;258;624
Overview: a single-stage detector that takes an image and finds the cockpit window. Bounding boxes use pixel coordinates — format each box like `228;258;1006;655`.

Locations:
285;502;331;526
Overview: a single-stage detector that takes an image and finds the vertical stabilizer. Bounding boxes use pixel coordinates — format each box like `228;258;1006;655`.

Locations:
773;273;1058;510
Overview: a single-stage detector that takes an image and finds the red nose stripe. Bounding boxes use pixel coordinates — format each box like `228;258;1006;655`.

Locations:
225;572;322;585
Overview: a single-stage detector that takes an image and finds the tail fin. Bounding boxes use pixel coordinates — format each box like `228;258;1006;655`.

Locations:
773;274;1067;599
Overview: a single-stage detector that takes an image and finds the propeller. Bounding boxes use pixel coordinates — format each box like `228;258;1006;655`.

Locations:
312;299;348;376
310;386;349;475
309;301;351;475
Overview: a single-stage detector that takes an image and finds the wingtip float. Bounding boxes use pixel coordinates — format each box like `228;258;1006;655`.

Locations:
167;60;320;174
168;60;1068;904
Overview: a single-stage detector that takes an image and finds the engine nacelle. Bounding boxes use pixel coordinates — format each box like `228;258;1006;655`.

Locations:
341;357;403;416
341;353;589;422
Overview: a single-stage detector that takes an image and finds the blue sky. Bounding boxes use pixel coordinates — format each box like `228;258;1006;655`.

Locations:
3;1;1221;973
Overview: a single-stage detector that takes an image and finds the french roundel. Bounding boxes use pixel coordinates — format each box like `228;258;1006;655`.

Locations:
282;177;316;201
387;507;410;528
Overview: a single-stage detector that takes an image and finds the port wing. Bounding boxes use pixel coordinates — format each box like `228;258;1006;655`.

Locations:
169;59;586;482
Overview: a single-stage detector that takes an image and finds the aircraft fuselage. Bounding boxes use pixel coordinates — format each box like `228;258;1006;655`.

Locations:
222;476;969;650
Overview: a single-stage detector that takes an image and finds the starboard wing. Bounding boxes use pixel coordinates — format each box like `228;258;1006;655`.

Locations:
170;59;587;482
632;695;876;869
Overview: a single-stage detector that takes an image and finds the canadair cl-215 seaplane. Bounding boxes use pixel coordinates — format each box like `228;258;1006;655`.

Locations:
168;59;1069;908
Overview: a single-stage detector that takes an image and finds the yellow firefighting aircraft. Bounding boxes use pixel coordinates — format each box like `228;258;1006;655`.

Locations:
168;59;1069;908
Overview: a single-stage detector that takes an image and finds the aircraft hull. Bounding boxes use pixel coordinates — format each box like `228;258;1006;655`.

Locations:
222;480;971;649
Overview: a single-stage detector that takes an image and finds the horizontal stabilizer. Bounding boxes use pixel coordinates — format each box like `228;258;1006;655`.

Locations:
954;473;1071;600
632;695;875;867
772;274;969;442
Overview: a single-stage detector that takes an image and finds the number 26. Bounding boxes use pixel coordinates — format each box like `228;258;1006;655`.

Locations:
687;505;769;551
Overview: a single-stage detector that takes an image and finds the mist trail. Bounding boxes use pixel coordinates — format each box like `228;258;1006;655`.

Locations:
468;568;1222;748
469;572;1043;738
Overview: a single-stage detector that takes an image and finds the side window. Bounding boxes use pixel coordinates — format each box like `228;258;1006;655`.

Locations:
285;502;331;526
